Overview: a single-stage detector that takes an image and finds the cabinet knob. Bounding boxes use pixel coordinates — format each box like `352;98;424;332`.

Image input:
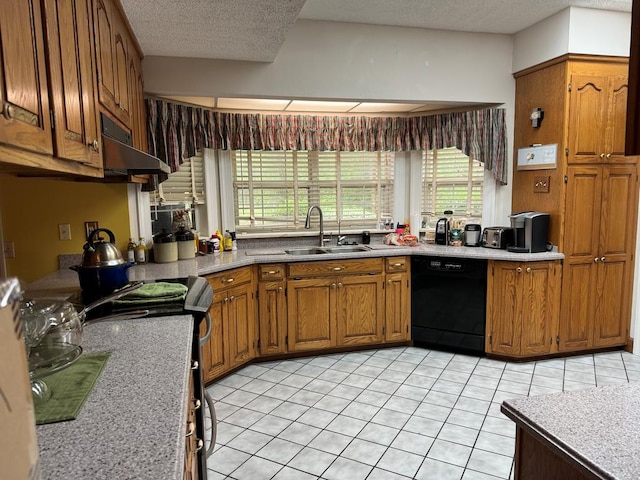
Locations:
193;399;201;410
196;439;204;452
338;282;343;288
606;153;612;159
516;267;522;273
190;360;199;370
601;256;606;262
185;422;195;437
224;297;229;302
595;257;600;263
600;153;606;159
278;286;283;291
526;267;531;273
388;279;393;284
230;295;235;301
331;283;337;288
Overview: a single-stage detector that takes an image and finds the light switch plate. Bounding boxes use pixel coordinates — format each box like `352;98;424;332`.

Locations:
534;175;550;193
58;224;71;240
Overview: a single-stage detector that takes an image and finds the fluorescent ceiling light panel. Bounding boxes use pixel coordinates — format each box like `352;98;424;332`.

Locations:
350;103;425;113
286;100;359;112
217;98;290;110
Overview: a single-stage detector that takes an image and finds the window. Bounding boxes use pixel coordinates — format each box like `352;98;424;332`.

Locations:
422;147;483;223
149;152;205;206
232;150;394;233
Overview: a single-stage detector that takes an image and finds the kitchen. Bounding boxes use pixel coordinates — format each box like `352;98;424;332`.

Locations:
2;0;640;479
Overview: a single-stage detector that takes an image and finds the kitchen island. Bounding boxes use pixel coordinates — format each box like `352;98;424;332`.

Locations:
36;315;194;480
501;383;640;480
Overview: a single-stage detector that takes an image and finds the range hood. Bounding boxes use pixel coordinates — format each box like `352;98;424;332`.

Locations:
101;114;170;177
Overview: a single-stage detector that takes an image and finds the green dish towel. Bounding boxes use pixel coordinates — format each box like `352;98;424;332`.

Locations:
35;352;110;425
112;282;188;306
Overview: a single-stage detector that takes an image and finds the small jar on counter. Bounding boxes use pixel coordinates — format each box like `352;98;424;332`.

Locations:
175;227;195;260
153;229;178;263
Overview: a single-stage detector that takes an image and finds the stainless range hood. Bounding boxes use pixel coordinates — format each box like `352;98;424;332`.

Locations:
101;114;170;177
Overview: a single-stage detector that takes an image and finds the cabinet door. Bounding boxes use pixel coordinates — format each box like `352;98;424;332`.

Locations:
559;166;602;351
200;295;229;383
568;75;608;164
258;280;287;355
385;272;410;341
113;18;130;125
227;284;255;368
44;0;101;167
605;76;633;163
0;0;53;154
593;165;638;347
337;274;384;346
520;263;559;356
128;52;147;151
93;0;118;116
486;261;521;355
287;278;336;351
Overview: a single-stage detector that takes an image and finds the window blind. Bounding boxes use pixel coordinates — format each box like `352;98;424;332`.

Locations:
422;147;483;221
232;150;394;232
150;152;205;206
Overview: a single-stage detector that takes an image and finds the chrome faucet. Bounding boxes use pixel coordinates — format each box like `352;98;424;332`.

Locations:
305;205;327;247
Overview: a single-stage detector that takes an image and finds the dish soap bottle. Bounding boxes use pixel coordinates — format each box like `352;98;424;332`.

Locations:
215;230;224;252
136;237;148;264
223;230;233;251
126;237;137;263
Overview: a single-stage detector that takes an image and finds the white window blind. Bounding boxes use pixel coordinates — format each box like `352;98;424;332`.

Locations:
150;152;205;205
232;150;394;232
422;147;483;221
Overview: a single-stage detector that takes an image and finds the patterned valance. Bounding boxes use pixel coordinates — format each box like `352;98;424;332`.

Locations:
146;98;509;185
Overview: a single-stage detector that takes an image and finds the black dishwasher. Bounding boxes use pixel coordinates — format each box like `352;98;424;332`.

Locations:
411;256;488;355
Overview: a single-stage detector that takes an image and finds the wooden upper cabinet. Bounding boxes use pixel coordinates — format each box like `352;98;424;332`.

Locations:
0;0;53;155
93;0;131;127
44;0;101;167
569;73;634;164
129;51;147;151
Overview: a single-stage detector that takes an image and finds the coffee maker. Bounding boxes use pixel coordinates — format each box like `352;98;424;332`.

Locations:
507;212;550;253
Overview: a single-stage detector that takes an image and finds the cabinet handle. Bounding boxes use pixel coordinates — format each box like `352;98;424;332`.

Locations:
601;256;606;262
595;257;600;263
190;360;199;370
600;153;606;159
266;270;278;275
3;103;12;120
516;267;522;273
526;267;531;273
338;282;343;288
196;439;204;452
329;266;345;271
278;286;283;291
606;153;612;159
391;263;404;267
223;278;235;283
185;422;195;437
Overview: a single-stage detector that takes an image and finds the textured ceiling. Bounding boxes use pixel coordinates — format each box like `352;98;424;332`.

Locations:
120;0;632;62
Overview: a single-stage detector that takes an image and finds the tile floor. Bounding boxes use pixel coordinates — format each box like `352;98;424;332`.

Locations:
204;347;640;480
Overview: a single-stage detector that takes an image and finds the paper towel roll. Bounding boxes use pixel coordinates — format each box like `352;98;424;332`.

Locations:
410;213;422;237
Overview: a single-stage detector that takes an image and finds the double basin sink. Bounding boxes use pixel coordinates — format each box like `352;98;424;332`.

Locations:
284;245;371;256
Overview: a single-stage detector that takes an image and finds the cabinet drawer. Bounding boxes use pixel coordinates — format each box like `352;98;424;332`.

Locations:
206;266;252;291
386;257;408;273
288;258;383;278
259;264;285;280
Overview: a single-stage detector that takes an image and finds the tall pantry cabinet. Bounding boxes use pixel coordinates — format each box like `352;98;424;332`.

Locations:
512;55;639;353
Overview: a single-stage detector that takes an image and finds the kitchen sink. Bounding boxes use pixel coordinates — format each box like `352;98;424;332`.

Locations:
284;245;371;255
323;245;371;253
284;247;327;255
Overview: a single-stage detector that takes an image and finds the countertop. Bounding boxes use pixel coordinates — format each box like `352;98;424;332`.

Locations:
501;383;640;480
28;243;563;292
36;315;194;480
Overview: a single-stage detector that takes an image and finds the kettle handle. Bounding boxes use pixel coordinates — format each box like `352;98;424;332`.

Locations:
87;228;116;248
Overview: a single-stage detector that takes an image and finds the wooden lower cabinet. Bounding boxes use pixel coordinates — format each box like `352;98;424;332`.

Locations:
183;374;199;480
384;257;411;342
337;274;384;346
486;260;561;357
287;278;337;352
257;264;287;355
200;268;255;383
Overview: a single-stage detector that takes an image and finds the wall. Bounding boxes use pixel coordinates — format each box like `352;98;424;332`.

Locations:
143;20;517;227
0;176;131;284
513;7;631;73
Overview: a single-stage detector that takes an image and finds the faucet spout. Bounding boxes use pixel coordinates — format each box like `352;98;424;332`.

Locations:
305;205;324;247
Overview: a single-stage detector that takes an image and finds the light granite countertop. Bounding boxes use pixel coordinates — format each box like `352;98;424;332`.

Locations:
28;243;563;292
36;315;194;480
502;383;640;480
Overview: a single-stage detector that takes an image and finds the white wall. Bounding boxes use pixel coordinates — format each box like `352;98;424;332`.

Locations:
143;20;516;225
513;7;630;73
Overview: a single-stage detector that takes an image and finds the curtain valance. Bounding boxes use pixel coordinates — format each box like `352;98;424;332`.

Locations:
146;98;509;184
